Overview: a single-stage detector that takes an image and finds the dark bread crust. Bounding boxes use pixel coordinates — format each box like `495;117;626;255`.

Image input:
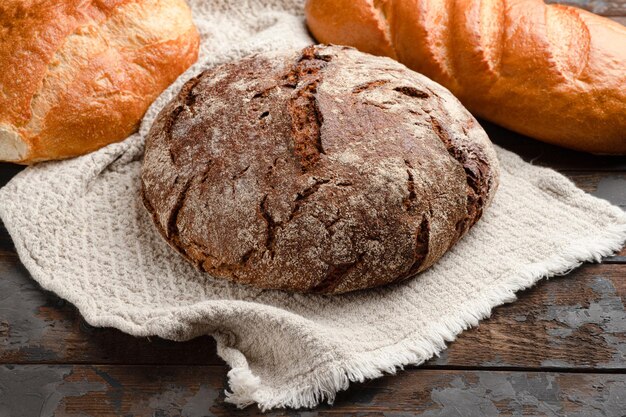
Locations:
141;45;500;294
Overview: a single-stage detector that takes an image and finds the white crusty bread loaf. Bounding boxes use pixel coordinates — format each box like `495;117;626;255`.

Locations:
305;0;626;154
0;0;200;164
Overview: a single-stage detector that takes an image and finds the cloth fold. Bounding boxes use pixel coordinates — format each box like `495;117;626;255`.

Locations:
1;0;625;410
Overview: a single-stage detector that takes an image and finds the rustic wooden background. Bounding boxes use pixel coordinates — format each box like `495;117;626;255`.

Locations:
1;3;626;416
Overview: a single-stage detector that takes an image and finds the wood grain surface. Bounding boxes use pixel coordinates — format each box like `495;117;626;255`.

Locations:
2;258;626;368
1;0;625;415
1;171;624;369
1;152;625;416
1;366;625;416
548;0;626;15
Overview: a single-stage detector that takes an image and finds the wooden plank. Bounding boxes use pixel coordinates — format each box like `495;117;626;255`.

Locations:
1;365;625;416
0;364;229;417
0;256;222;366
327;370;626;416
1;166;625;365
547;0;626;15
2;247;626;369
605;245;626;263
0;171;624;367
0;166;626;367
430;263;626;369
485;121;626;172
565;171;626;210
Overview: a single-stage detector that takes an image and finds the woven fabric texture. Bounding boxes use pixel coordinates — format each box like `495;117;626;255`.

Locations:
1;0;625;410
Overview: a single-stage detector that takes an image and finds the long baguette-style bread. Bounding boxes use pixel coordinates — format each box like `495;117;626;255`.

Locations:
305;0;626;154
0;0;200;164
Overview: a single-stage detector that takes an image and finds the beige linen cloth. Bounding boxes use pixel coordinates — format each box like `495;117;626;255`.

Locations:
1;0;626;411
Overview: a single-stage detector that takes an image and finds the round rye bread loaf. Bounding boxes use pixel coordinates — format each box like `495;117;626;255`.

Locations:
141;45;500;294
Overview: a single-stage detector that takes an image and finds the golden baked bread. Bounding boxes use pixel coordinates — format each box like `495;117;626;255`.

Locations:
0;0;200;164
305;0;626;154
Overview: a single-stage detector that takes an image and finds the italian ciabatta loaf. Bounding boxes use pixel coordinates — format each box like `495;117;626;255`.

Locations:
0;0;200;164
305;0;626;154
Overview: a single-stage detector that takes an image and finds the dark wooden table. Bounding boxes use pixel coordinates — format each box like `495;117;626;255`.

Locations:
2;9;626;417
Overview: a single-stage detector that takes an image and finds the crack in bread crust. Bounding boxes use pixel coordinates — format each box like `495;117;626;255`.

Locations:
312;252;366;293
259;195;278;259
397;215;430;281
285;46;330;172
428;114;491;237
289;178;331;221
394;86;430;99
353;79;390;93
403;159;418;212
